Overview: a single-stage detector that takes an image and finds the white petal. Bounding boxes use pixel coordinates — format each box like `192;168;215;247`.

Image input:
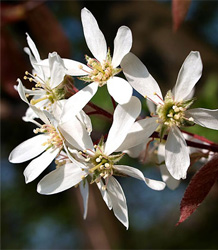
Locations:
26;33;40;61
48;52;66;89
30;105;50;125
81;8;107;62
123;142;148;158
146;99;156;114
121;52;163;105
63;59;91;76
107;77;132;105
165;126;190;180
59;117;94;151
96;180;112;210
76;110;92;134
158;143;180;190
104;96;141;155
114;165;165;191
106;177;129;229
174;51;202;101
185;108;218;130
52;100;66;122
112;26;132;68
22;107;42;127
24;147;60;183
79;180;89;219
37;163;85;195
9;134;48;163
61;82;98;123
17;79;29;104
160;165;180;190
116;117;158;152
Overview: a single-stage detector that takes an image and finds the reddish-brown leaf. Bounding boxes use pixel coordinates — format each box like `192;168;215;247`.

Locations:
172;0;191;31
177;154;218;225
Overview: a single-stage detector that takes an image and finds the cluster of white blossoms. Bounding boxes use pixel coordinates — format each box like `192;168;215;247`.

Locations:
9;8;218;228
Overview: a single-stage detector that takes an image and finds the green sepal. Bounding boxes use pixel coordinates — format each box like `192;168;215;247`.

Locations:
108;152;124;163
159;125;168;140
181;98;196;109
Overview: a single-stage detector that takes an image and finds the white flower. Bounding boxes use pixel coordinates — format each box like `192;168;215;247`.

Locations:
60;7;133;122
17;79;92;134
22;34;71;112
8;108;64;183
37;96;166;229
121;51;218;180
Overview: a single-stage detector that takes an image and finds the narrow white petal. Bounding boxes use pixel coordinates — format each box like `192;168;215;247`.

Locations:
107;177;129;229
158;143;180;191
48;52;66;89
30;106;50;125
81;8;107;62
185;108;218;130
79;180;89;219
24;147;60;183
123;142;148;158
96;180;112;210
144;177;166;191
174;51;202;101
9;134;48;163
107;77;132;104
114;165;165;191
26;33;40;61
116;117;158;152
146;99;156;114
61;82;98;123
17;79;29;104
76;110;93;134
160;165;180;190
59;117;94;151
112;26;132;68
165;126;190;180
37;163;85;195
104;96;141;155
121;52;163;104
52;100;66;122
63;59;91;76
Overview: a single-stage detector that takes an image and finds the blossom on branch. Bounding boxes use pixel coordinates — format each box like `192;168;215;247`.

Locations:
60;7;133;122
121;51;218;180
37;96;165;228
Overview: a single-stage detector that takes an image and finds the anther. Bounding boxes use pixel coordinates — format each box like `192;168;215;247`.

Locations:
105;163;110;168
96;158;101;163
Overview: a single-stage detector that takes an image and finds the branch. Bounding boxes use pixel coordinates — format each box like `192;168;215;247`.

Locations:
151;131;218;153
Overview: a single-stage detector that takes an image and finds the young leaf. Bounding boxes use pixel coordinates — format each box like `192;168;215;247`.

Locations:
177;154;218;225
172;0;191;31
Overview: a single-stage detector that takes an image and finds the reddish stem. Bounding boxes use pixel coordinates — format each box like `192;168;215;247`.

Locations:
151;132;218;153
87;102;113;120
181;130;215;144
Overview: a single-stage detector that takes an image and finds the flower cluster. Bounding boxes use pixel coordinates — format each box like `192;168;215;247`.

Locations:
9;7;218;228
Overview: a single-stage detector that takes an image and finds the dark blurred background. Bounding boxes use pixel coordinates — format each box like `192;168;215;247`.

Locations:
1;1;218;249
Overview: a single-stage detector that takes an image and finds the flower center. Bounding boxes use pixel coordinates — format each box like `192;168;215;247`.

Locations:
23;72;70;110
156;90;194;128
79;50;122;87
34;124;63;149
89;154;113;178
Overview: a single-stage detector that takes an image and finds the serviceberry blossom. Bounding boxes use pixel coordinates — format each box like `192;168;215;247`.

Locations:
121;51;218;180
37;96;165;229
20;34;74;115
8;107;64;183
60;7;133;122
